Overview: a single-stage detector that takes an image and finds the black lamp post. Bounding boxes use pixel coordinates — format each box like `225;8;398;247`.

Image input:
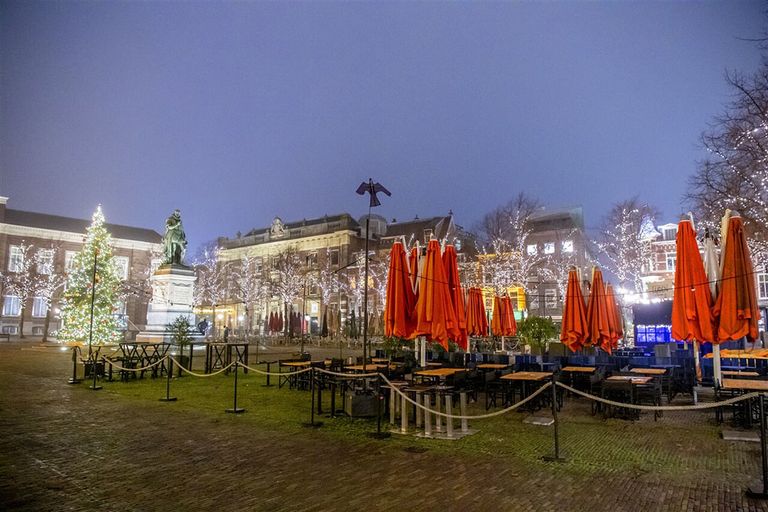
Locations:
88;248;102;390
356;179;390;369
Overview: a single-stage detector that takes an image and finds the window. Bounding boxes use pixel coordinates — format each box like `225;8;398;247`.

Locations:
665;252;676;272
423;229;433;242
544;242;555;255
65;251;78;272
2;296;21;317
32;297;48;318
36;249;54;275
150;258;163;274
759;273;768;300
306;253;318;268
8;245;23;272
527;244;538;256
114;256;129;280
545;289;557;309
253;257;263;274
561;240;574;253
528;290;539;310
115;300;127;315
1;325;18;335
329;250;340;266
663;227;677;241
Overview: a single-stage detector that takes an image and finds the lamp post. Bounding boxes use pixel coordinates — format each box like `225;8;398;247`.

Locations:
356;179;390;370
88;247;102;390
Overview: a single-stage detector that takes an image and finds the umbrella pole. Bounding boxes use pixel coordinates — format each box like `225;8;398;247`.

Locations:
713;344;722;387
692;340;701;404
501;336;505;353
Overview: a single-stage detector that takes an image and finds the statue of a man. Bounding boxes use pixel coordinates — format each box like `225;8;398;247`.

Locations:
163;209;188;265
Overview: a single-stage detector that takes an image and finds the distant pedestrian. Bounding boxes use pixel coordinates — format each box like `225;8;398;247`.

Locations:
224;325;230;342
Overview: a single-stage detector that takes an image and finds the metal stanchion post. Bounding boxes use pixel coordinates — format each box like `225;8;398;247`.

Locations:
67;347;81;384
89;354;102;391
225;361;245;413
368;374;391;439
543;377;566;463
303;367;323;428
262;361;274;387
747;393;768;499
159;357;177;402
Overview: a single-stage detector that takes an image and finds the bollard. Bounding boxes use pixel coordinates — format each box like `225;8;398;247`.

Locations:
423;393;432;436
747;393;768;499
543;377;566;462
303;368;323;428
445;393;454;438
460;392;469;433
159;357;177;402
225;362;245;414
389;386;396;426
401;392;408;434
67;347;81;385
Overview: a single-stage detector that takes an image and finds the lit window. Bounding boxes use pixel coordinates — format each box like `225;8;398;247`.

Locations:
545;289;557;309
528;290;539;310
36;249;54;275
759;274;768;300
65;251;78;272
114;256;130;280
665;253;676;272
527;244;538;256
2;296;21;317
8;246;23;272
32;297;48;318
561;240;574;253
544;242;555;255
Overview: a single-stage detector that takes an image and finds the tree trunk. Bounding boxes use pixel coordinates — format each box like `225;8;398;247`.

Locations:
18;305;25;338
42;308;52;343
211;304;217;340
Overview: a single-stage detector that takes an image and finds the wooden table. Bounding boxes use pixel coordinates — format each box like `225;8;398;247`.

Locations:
371;358;389;363
722;370;761;378
281;361;312;368
561;366;596;373
501;371;551;381
607;375;653;385
279;361;312;389
477;363;510;370
344;364;388;372
721;378;768;391
500;371;551;410
415;368;465;378
629;368;667;376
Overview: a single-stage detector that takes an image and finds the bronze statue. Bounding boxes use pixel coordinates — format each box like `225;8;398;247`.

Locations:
163;209;188;265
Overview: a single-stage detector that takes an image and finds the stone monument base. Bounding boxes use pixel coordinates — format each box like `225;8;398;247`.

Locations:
137;263;197;343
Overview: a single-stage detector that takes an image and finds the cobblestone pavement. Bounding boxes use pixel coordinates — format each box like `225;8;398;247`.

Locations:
2;342;768;511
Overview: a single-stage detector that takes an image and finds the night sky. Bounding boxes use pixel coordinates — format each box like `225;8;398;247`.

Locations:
1;1;764;250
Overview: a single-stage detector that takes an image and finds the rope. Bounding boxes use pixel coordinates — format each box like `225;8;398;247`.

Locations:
380;374;552;420
169;357;236;377
102;355;169;373
555;381;763;411
238;363;312;376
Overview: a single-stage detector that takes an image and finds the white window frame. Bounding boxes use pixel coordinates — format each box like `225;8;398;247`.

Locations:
65;251;78;273
32;297;48;318
114;256;130;280
36;249;54;275
545;289;557;309
544;242;555;255
528;290;539;310
8;245;23;273
2;296;21;317
526;244;538;256
561;240;574;253
759;273;768;300
665;252;676;272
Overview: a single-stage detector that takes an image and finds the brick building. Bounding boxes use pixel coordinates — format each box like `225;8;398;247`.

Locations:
0;196;162;337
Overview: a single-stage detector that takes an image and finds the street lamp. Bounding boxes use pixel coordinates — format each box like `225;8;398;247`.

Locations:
356;179;391;369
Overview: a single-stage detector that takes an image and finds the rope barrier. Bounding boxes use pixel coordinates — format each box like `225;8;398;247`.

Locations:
555;381;763;411
380;374;552;420
169;357;236;378
101;356;169;373
238;363;312;376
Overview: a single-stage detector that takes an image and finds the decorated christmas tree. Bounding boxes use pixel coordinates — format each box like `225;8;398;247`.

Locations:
58;206;122;347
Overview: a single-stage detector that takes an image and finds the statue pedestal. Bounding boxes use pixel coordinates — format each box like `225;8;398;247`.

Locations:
137;264;197;343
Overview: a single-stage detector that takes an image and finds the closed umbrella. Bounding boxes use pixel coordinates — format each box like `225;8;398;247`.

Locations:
384;241;417;339
671;218;715;386
277;311;284;334
502;295;517;336
713;212;759;343
605;284;622;352
409;239;460;355
560;268;588;353
585;267;612;353
491;295;503;337
443;245;469;351
409;244;420;291
467;287;488;337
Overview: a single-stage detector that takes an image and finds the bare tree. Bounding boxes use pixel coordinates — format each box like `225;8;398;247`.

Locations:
474;192;541;244
686;63;768;264
230;255;268;337
33;246;66;342
192;242;231;338
595;197;658;292
2;243;36;338
270;246;305;336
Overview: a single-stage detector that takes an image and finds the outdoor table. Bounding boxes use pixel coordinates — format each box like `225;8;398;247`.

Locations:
476;363;511;370
425;362;444;368
205;342;249;374
561;366;596;373
501;371;551;410
279;361;312;389
414;368;465;384
607;375;653;385
629;368;667;376
344;364;388;373
720;378;768;428
722;370;761;378
371;358;389;363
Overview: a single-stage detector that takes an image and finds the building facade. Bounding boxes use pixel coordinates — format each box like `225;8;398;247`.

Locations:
0;197;162;337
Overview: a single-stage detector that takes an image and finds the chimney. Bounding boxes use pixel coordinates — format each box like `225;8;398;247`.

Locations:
0;196;7;223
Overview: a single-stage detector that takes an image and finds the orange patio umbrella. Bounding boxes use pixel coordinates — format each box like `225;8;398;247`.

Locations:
384;241;417;339
585;267;612;353
560;267;588;353
491;295;503;336
713;213;759;343
409;245;420;291
442;245;469;350
409;239;460;350
605;284;623;352
671;218;715;343
467;288;489;337
501;295;517;336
